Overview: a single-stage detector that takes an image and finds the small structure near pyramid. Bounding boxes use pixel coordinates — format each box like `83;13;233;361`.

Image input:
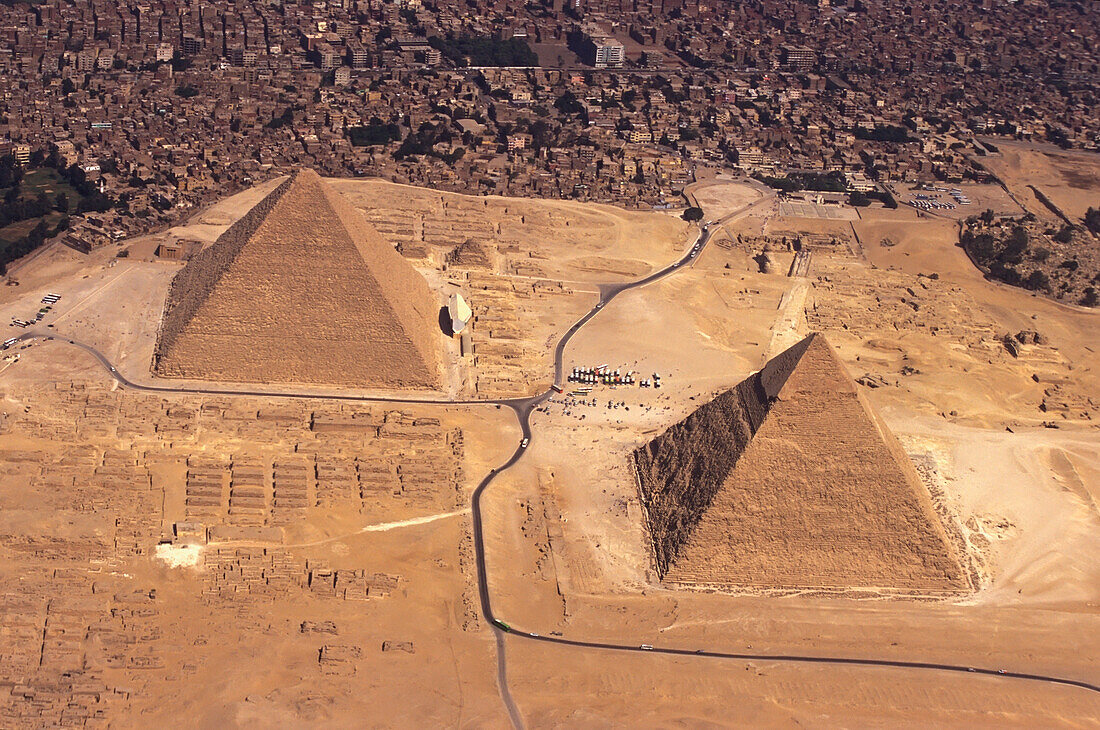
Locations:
447;238;495;270
633;333;967;593
154;169;441;389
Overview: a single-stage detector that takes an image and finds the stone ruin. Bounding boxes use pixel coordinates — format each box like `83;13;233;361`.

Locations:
446;237;495;270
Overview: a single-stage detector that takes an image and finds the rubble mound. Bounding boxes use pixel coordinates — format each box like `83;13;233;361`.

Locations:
633;333;967;592
447;238;495;269
155;169;441;389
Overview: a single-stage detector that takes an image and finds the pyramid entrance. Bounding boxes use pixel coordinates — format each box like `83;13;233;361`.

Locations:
633;333;967;593
154;170;441;389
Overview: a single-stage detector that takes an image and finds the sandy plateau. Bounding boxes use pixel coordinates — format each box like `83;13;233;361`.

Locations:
0;171;1097;726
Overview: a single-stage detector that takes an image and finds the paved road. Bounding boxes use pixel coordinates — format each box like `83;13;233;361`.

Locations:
464;206;1100;720
8;331;528;409
8;195;1097;726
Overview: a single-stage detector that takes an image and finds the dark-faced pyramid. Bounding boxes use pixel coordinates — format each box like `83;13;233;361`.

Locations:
633;333;967;592
154;169;441;389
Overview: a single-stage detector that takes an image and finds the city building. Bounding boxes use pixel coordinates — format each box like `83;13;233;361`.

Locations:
571;25;625;69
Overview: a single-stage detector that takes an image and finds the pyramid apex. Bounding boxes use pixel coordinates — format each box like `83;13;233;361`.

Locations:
288;167;323;181
282;167;325;189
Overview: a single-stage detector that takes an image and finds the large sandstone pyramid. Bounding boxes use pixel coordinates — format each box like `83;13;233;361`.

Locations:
155;169;441;389
633;333;967;592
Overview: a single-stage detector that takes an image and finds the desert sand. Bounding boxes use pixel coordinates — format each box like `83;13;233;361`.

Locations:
0;173;1096;726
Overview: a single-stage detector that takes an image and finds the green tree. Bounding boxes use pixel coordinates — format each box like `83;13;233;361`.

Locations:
1023;270;1050;291
1002;226;1029;264
1053;225;1075;243
848;191;872;207
555;91;584;116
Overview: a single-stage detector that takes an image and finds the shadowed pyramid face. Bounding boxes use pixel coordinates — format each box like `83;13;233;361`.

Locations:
155;169;441;390
633;333;968;593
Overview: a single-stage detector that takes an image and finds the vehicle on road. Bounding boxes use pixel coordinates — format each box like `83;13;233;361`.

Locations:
520;438;529;448
640;644;654;651
1;338;17;350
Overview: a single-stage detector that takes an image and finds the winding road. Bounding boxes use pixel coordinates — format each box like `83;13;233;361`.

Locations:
7;193;1097;727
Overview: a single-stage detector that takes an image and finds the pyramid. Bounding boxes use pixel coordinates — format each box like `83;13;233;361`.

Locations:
633;333;967;592
154;169;441;389
447;238;494;270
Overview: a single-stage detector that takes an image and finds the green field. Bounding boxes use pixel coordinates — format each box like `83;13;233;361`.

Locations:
0;213;63;246
18;168;82;204
0;167;85;262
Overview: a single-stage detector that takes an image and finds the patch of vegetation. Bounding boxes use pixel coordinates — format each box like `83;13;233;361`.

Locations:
0;214;68;276
1085;206;1100;235
429;35;538;68
348;118;402;147
960;215;1099;306
853;125;915;143
865;189;898;208
266;108;294;129
0;158;108;274
392;121;455;161
848;191;872;207
756;170;847;193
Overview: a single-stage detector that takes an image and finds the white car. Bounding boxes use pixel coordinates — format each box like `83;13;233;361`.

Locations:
520;438;529;448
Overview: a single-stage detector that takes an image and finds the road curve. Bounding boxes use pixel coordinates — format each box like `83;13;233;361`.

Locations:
8;193;1097;728
465;206;1100;715
9;331;531;410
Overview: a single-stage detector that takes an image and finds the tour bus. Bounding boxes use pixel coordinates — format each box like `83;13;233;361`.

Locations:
2;338;18;350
